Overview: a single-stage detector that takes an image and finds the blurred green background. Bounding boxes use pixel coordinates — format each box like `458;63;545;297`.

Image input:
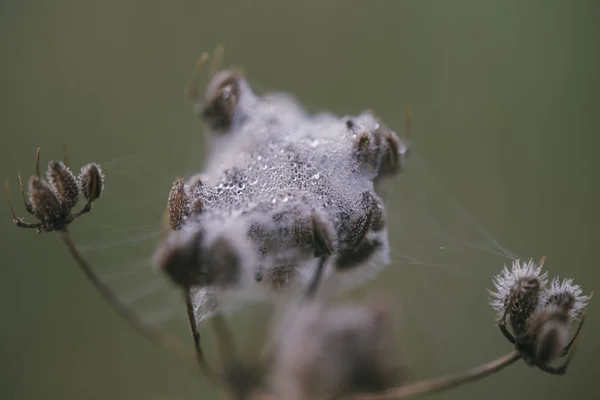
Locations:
1;1;598;399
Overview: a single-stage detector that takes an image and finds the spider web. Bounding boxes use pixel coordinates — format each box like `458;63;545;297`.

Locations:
66;123;528;374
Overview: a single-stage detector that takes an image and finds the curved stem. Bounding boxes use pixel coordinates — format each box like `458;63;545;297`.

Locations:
58;230;221;385
352;350;521;400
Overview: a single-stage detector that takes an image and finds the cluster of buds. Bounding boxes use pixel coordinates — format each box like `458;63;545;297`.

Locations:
6;147;104;233
490;258;591;374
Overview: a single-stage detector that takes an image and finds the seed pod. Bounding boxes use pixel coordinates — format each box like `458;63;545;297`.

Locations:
202;70;241;132
47;160;79;209
154;229;241;289
154;229;204;288
28;176;63;221
541;277;590;320
78;163;104;202
522;305;570;367
509;276;543;335
167;179;190;230
489;259;548;335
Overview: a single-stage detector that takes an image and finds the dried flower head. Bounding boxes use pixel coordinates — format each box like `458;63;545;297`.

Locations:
541;277;590;320
491;257;592;375
6;148;104;232
78;163;104;202
489;259;548;334
268;302;404;400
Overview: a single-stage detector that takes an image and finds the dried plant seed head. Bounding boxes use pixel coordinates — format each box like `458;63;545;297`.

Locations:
28;176;64;223
154;229;241;289
46;160;79;209
78;163;104;202
167;179;190;230
269;303;404;400
154;229;204;287
202;70;241;132
541;277;590;320
490;259;548;334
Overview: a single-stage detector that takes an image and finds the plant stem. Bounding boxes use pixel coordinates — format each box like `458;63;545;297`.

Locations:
352;350;521;400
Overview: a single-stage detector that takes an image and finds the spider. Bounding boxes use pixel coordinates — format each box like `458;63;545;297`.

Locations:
5;147;104;233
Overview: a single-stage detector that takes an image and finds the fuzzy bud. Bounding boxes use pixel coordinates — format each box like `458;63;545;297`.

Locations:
78;163;104;202
154;229;241;289
47;160;79;209
167;179;190;230
490;259;548;335
28;176;63;221
541;277;590;321
519;305;570;367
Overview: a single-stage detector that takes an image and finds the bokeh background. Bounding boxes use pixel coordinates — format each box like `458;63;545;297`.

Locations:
1;1;598;399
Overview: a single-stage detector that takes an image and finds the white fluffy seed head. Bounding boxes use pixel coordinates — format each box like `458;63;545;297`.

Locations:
541;276;590;320
489;259;548;322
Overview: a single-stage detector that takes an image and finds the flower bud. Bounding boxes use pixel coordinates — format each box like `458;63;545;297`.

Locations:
47;160;79;209
167;179;190;230
28;176;63;222
541;277;590;320
78;163;104;202
490;259;548;335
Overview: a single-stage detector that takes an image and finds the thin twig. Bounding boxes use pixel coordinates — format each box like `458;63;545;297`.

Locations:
351;350;521;400
58;230;221;384
183;287;221;380
35;147;41;178
305;256;328;299
209;44;225;77
185;52;210;102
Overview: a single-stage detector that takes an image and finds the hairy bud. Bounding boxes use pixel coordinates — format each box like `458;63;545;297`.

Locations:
541;277;590;320
78;163;104;202
28;176;63;222
167;179;190;230
47;160;79;209
489;259;548;335
154;229;241;289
